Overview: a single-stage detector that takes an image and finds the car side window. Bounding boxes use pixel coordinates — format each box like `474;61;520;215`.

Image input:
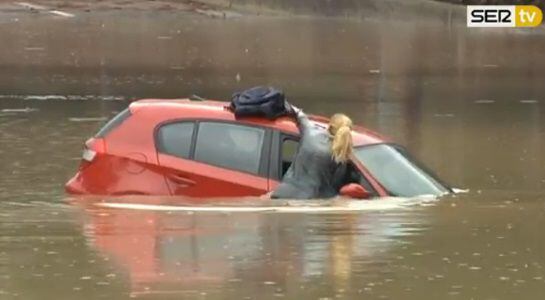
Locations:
156;122;195;159
194;122;265;174
281;137;299;177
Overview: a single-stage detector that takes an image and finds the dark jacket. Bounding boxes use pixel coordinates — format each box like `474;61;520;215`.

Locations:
271;111;347;199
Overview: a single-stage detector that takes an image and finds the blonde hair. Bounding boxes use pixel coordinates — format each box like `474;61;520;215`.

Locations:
329;113;353;163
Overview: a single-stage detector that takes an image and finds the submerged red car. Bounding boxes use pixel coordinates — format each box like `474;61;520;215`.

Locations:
65;99;450;199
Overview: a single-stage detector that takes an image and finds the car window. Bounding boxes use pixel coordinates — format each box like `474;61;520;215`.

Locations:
156;122;195;159
354;144;448;197
96;108;131;138
281;138;298;177
344;162;377;197
194;122;265;174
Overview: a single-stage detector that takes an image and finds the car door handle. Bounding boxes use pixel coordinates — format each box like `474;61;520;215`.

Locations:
167;174;196;186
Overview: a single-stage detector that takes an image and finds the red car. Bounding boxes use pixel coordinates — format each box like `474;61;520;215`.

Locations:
65;99;450;199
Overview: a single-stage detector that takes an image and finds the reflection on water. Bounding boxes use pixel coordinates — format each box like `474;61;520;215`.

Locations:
1;7;545;300
69;196;431;299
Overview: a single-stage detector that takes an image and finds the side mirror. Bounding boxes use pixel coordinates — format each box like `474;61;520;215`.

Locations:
340;183;371;199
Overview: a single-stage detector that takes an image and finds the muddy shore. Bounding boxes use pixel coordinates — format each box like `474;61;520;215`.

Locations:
0;0;465;21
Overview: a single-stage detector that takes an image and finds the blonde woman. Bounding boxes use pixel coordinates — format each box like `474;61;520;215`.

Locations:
271;108;354;199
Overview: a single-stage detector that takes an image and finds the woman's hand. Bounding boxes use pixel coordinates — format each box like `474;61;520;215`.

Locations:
291;105;302;116
284;101;301;116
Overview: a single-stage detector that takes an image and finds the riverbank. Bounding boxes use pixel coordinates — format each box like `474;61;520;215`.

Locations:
199;0;465;22
0;0;466;22
438;0;544;10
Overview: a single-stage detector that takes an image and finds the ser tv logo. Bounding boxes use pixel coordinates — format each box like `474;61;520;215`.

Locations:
467;5;543;27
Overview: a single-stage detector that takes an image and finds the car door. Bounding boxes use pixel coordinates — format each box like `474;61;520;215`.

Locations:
268;131;299;190
155;120;271;198
269;130;383;197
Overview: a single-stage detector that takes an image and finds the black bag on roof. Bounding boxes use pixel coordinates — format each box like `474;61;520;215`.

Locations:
230;86;292;119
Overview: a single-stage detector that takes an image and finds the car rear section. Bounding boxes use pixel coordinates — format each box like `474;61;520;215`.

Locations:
65;106;170;195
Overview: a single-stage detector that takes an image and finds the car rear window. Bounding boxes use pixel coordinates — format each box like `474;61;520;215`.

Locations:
96;108;131;138
156;122;195;159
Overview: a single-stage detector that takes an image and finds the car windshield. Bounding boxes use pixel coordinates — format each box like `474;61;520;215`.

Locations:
353;144;449;197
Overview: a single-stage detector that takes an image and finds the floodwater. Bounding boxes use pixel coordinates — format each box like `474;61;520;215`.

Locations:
2;4;545;300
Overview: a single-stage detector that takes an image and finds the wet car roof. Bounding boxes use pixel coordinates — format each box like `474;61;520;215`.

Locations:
130;99;387;146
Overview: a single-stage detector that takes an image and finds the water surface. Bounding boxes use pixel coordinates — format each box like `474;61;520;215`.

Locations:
1;8;545;300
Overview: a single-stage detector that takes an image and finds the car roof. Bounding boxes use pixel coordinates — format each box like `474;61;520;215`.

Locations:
130;99;388;146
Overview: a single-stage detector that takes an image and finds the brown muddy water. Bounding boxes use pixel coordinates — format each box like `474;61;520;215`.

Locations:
2;5;545;300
